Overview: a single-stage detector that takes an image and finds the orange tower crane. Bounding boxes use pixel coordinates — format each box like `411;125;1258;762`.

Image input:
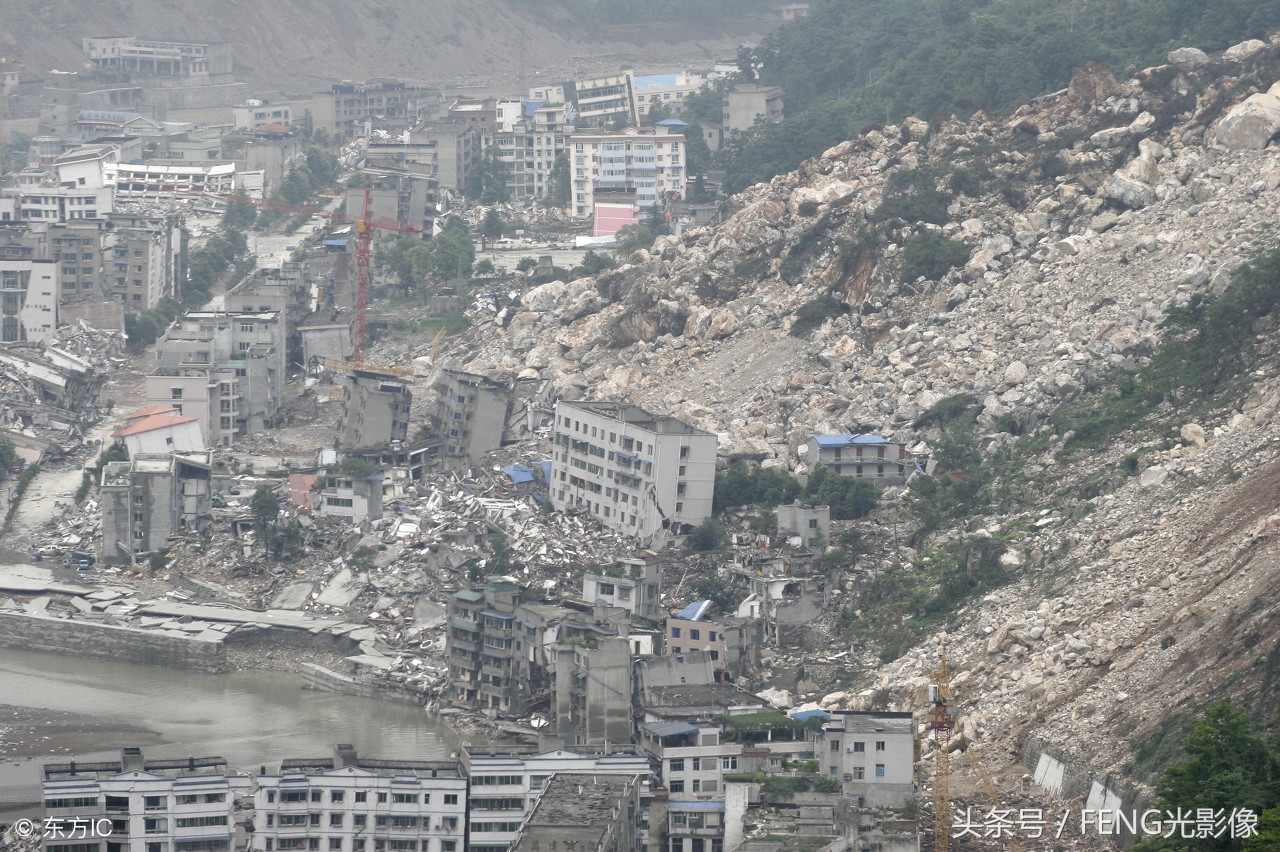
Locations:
194;188;424;366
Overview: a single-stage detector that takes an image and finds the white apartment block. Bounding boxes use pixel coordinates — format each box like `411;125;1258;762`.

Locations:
253;750;465;852
459;748;651;852
569;126;686;220
1;258;58;342
814;711;916;808
42;750;250;852
486;100;572;200
550;400;715;539
233;99;294;132
634;73;706;117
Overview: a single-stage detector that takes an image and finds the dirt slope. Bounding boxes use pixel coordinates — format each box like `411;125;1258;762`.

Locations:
0;0;769;91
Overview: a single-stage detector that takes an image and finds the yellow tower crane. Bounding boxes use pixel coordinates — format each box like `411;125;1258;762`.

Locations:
930;648;957;852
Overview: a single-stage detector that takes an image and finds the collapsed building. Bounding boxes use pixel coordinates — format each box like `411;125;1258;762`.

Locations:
101;451;213;563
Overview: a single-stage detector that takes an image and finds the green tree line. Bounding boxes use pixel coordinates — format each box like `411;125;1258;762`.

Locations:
718;0;1280;192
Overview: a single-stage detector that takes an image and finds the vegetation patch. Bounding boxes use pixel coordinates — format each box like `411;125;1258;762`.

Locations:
900;229;970;282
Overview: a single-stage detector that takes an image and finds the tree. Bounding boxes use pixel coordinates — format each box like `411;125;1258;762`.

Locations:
516;256;539;273
430;216;476;279
0;435;17;475
221;200;257;229
546;153;571;208
250;484;280;543
467;146;511;204
480;208;504;240
475;259;496;275
1135;701;1279;852
614;224;656;255
687;518;726;551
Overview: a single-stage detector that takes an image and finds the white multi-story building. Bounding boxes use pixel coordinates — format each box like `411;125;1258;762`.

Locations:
634;73;705;118
459;748;652;852
486;100;572;200
106;161;236;200
814;711;916;807
550;400;715;539
233;99;294;132
0;258;58;342
568;125;686;223
253;748;466;852
4;144;118;222
41;748;251;852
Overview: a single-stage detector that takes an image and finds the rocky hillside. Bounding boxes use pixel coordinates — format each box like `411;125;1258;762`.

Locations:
417;35;1280;814
0;0;767;91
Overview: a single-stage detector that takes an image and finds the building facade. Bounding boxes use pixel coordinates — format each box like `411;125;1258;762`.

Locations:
806;434;910;485
340;368;412;450
723;84;784;133
568;126;686;222
550;400;715;539
252;748;466;852
41;748;249;852
431;369;511;469
460;749;651;852
101;451;213;563
775;502;831;549
813;711;916;807
0;258;58;342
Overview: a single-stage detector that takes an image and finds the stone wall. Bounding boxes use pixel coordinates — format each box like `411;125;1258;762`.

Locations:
0;612;227;672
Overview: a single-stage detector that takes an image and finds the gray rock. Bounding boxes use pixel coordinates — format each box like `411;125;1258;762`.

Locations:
1104;172;1157;208
1166;47;1209;66
1139;466;1169;487
1215;93;1280;151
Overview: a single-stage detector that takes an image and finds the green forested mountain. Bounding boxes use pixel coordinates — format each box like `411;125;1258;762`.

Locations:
720;0;1280;191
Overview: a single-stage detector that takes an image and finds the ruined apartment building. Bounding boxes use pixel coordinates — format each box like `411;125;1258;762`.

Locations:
507;772;644;852
146;311;286;447
101;451;212;563
432;369;510;469
461;749;651;852
550;400;716;539
0;259;58;342
339;368;411;450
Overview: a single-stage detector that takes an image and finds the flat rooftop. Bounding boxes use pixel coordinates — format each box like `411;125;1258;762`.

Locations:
825;711;915;735
511;772;639;851
561;400;712;437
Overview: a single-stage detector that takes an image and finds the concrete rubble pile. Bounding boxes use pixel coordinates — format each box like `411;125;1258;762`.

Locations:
354;37;1280;796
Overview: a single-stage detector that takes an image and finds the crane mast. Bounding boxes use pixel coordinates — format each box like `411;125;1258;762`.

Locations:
930;648;956;852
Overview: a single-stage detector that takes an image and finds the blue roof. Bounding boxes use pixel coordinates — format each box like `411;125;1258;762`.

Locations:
668;801;726;811
790;709;830;722
634;73;683;89
501;464;536;484
323;239;349;248
676;600;711;622
656;118;689;127
812;434;891;448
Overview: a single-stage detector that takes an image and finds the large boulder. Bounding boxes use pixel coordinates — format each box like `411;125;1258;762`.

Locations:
1167;47;1209;66
521;280;567;312
1104;172;1157;208
1216;90;1280;151
1068;62;1120;105
1223;39;1267;62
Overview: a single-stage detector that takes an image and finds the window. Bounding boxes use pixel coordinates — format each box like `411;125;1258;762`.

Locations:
853;741;865;753
690;629;700;641
691;758;701;771
145;818;168;834
852;766;864;780
875;764;885;777
377;793;388;803
171;388;183;400
710;650;719;660
310;813;322;826
598;582;615;596
444;794;458;805
876;741;886;751
668;780;684;793
669;759;684;772
671;627;681;638
352;815;366;828
392;793;418;804
354;792;367;803
178;794;198;805
329;814;343;827
328;840;342;851
618;586;631;600
832;739;842;752
709;632;717;642
830;766;838;776
145;796;166;810
721;756;737;770
692;780;701;793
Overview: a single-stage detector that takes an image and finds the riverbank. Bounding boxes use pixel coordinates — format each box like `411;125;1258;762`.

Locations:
0;704;164;761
